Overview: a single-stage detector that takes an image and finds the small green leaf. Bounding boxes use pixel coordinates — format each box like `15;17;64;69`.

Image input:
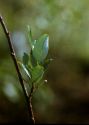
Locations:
22;64;31;79
29;50;37;67
28;26;33;48
23;52;29;65
28;26;36;49
31;64;44;84
18;61;31;79
32;34;49;64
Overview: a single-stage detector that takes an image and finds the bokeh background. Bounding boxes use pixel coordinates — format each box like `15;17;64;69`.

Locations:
0;0;89;123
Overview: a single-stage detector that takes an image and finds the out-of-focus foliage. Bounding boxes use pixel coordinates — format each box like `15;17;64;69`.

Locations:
1;0;89;123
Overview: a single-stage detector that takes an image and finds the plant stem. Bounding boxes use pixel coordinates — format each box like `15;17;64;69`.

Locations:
0;15;35;124
29;84;35;123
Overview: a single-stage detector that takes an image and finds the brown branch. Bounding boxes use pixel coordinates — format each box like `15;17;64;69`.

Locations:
29;84;35;123
0;15;35;124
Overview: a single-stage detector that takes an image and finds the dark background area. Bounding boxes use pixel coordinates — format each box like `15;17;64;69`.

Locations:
0;0;89;123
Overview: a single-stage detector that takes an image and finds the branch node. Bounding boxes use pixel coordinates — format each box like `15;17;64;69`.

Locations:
11;52;15;56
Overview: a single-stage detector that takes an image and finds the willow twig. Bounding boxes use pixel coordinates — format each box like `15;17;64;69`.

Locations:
0;15;35;124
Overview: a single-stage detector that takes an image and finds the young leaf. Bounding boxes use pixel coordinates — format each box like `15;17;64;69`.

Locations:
28;26;36;50
28;26;33;48
23;52;29;65
18;61;31;79
31;64;44;84
29;50;37;67
22;64;31;79
32;34;49;64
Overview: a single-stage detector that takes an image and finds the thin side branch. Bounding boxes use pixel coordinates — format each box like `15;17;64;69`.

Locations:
0;15;35;124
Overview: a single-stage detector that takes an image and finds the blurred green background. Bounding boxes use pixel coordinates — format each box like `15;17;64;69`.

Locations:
0;0;89;123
